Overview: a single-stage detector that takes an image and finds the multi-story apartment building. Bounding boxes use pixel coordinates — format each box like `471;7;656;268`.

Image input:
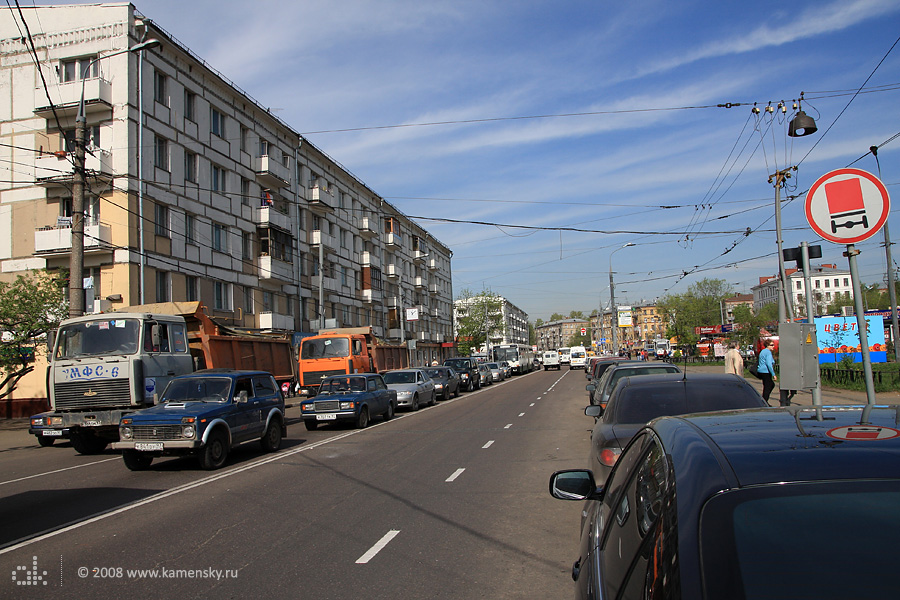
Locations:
0;4;454;401
753;264;852;317
453;294;529;349
722;293;754;324
535;318;589;351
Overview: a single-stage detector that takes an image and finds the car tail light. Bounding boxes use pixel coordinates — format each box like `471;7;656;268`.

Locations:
599;447;621;467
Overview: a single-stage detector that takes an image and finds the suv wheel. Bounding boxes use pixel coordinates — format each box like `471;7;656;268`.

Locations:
199;430;228;470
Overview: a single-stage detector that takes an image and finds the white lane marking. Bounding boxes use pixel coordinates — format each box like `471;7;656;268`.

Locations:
482;440;494;449
356;529;400;564
518;413;525;417
504;424;512;429
529;403;535;407
0;457;120;487
445;468;465;482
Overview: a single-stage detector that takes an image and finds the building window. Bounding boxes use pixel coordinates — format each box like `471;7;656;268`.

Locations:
242;230;252;259
213;223;228;253
211;107;225;138
240;126;248;153
155;203;169;237
796;281;802;290
844;278;849;287
259;139;270;157
154;69;167;105
154;135;169;170
341;266;348;287
156;271;170;302
214;281;232;310
211;164;226;192
184;90;196;121
815;280;821;289
263;291;273;312
62;125;101;152
824;279;830;288
834;279;839;287
185;213;196;245
186;275;198;302
61;56;98;82
241;177;250;206
258;227;293;262
244;286;254;315
184;150;197;182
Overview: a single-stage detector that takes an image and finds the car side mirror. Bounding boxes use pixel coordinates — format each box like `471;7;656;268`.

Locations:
585;405;603;418
235;390;249;404
549;469;602;501
586;383;595;392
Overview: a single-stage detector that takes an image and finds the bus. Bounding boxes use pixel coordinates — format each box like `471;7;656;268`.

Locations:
492;344;534;374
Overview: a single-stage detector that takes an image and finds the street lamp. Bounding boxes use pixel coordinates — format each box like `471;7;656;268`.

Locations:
609;243;634;354
69;38;160;318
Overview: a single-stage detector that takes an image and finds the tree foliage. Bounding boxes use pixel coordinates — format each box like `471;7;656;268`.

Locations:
0;271;67;399
455;289;505;356
730;302;778;349
656;278;734;345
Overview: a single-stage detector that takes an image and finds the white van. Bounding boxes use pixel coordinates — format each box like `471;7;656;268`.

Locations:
569;346;587;369
542;350;561;370
558;347;571;365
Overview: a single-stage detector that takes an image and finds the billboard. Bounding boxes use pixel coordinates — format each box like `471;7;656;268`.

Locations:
617;306;633;328
814;316;886;364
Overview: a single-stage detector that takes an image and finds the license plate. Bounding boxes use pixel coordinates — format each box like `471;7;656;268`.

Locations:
316;413;337;421
42;430;63;437
83;420;101;427
135;442;163;451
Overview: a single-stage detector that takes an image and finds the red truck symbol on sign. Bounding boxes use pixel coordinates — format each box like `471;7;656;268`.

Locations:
824;178;868;234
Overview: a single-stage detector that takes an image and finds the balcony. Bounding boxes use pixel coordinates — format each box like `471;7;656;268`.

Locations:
34;78;112;118
259;311;294;331
413;250;428;264
384;232;402;249
385;264;399;279
360;251;380;269
308;230;335;252
308;186;334;214
427;257;438;271
429;283;440;295
416;331;430;342
414;276;427;290
34;220;112;255
254;155;290;188
258;254;294;282
359;217;377;239
362;288;381;304
386;296;401;309
320;276;339;292
35;149;113;185
254;205;292;232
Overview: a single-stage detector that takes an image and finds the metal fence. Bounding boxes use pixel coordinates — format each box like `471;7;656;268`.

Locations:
820;368;900;386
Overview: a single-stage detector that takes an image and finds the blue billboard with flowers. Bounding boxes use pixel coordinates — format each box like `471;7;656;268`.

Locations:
815;316;886;364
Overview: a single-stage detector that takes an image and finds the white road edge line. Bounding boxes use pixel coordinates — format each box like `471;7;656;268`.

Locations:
356;529;400;564
0;457;120;487
445;468;465;482
482;440;494;449
518;413;525;417
504;424;512;429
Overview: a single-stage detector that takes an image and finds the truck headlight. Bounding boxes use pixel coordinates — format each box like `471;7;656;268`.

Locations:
121;427;133;440
182;425;195;438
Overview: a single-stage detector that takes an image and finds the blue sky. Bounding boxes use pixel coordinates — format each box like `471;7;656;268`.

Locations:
28;0;900;321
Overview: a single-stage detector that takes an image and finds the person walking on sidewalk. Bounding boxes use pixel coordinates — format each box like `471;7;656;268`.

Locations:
724;342;744;376
757;339;777;404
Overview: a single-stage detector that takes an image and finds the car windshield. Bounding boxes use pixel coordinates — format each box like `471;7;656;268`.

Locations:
55;318;140;358
700;481;900;598
425;369;446;379
487;363;499;369
383;371;415;384
493;348;519;361
161;377;232;403
320;377;367;393
300;337;350;359
444;359;468;370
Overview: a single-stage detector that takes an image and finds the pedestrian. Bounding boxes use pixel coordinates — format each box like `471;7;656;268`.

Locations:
724;342;744;377
757;339;777;404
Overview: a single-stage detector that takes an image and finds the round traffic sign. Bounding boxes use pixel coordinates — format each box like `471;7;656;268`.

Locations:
826;425;900;441
805;168;890;244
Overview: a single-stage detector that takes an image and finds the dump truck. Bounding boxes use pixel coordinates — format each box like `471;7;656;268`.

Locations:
28;301;295;454
296;326;408;396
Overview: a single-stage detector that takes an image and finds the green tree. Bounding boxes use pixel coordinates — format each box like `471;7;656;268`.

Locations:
549;312;566;321
731;303;777;349
454;289;505;355
657;278;734;345
569;310;585;319
0;271;67;399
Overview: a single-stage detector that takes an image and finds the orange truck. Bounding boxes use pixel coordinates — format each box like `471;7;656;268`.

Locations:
296;327;408;396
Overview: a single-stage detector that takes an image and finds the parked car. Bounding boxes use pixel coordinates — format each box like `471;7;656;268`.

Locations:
586;361;680;407
542;350;561;370
586;372;766;483
550;405;900;598
112;369;285;471
498;361;512;378
486;362;506;382
477;362;493;386
383;368;436;410
585;358;637;394
443;357;481;392
424;366;460;400
300;373;397;430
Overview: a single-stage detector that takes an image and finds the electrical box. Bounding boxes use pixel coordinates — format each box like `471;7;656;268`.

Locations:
778;323;819;390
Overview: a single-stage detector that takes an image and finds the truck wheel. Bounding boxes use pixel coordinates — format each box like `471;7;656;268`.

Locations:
412;394;419;411
122;450;153;471
356;407;369;429
304;420;319;431
70;431;109;455
260;420;282;452
199;430;228;470
383;401;395;422
37;436;54;447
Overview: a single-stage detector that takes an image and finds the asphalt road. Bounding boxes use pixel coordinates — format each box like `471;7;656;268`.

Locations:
0;368;595;599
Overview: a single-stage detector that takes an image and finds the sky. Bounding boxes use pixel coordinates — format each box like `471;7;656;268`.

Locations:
20;0;900;322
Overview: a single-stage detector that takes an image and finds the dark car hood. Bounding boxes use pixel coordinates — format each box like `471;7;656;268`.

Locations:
127;401;234;423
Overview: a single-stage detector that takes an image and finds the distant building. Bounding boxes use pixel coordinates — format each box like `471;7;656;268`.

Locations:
454;295;529;349
723;294;753;324
535;318;589;350
753;264;852;316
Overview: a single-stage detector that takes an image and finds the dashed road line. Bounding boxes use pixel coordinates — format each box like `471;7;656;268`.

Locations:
356;530;400;564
